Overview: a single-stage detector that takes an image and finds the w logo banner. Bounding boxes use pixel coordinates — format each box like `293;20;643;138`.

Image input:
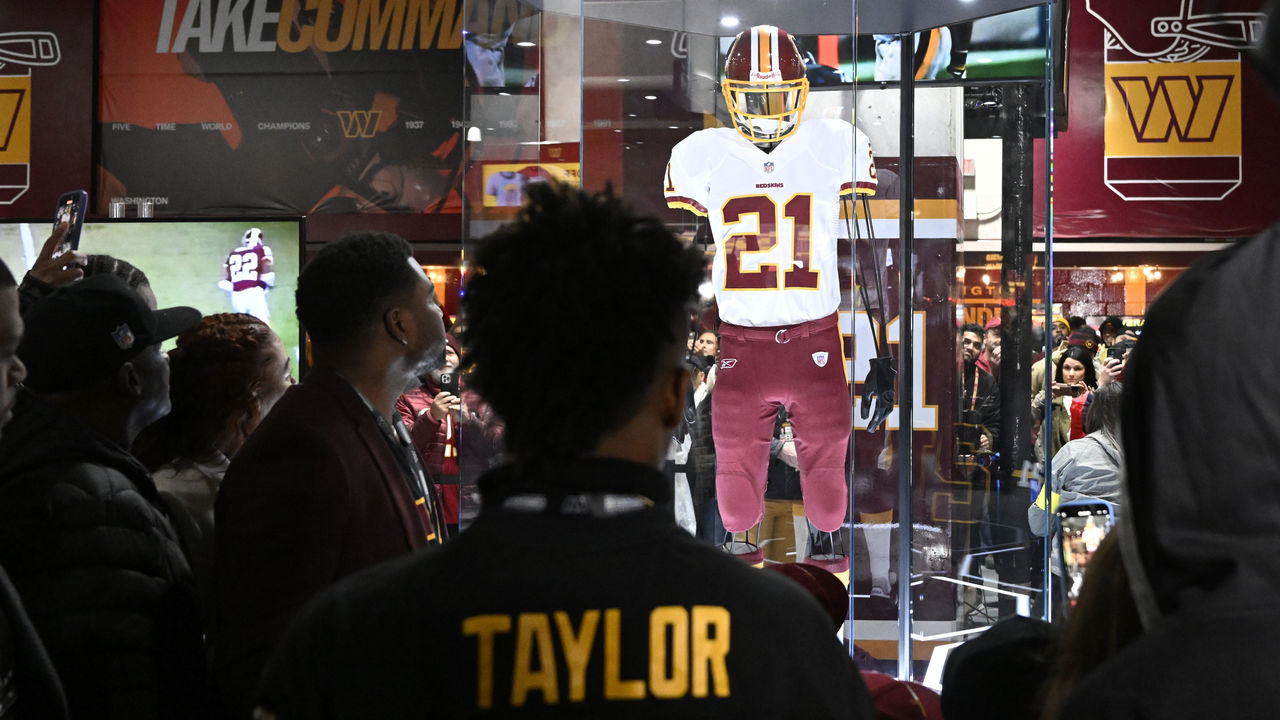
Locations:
1091;1;1258;202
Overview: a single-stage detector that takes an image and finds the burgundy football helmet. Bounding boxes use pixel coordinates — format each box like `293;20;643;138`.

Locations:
721;25;809;145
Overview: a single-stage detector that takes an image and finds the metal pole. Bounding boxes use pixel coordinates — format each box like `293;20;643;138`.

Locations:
847;0;859;658
1041;0;1058;623
896;32;916;680
994;82;1036;621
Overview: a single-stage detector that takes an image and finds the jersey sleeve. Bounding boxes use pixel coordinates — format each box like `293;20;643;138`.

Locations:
839;125;878;197
854;126;877;196
663;135;710;217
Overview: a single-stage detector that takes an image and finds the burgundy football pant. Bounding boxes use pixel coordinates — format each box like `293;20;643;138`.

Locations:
712;313;851;533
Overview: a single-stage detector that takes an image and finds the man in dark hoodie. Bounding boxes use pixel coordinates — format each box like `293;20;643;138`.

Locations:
1055;7;1280;712
0;274;207;719
1056;216;1280;718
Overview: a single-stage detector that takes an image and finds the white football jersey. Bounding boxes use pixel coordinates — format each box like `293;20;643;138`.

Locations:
665;118;876;327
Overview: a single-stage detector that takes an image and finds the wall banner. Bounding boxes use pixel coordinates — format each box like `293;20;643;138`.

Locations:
98;0;481;216
1036;0;1280;238
0;0;94;218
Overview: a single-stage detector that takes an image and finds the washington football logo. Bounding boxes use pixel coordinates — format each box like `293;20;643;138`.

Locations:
812;351;828;368
763;161;775;174
336;110;381;139
721;358;738;370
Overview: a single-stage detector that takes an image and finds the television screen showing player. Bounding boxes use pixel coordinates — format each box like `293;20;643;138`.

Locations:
0;218;303;367
749;7;1049;84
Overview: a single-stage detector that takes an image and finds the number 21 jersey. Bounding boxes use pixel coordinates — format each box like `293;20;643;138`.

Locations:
665;118;876;327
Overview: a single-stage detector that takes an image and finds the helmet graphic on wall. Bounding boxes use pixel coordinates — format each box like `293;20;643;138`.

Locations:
242;227;264;248
722;25;809;145
1086;0;1266;61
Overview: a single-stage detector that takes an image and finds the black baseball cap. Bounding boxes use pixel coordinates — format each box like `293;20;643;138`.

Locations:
19;274;201;392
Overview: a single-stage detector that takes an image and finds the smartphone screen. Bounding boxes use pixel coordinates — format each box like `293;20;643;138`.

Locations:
1057;501;1114;607
53;190;88;255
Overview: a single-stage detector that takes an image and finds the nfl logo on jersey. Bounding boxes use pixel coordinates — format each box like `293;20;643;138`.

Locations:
763;161;775;174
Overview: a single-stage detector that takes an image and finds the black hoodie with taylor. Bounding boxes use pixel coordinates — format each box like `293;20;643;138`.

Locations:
1060;227;1280;717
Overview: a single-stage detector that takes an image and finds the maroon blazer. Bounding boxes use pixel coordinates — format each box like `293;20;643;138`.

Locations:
213;367;433;719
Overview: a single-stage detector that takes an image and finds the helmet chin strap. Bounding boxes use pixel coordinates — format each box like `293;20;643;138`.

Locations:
742;118;793;149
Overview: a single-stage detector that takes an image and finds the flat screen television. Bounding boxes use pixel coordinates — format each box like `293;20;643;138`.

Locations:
752;7;1050;85
0;218;304;365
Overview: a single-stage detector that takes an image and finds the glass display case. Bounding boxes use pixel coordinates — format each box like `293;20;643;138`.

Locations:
459;0;1063;682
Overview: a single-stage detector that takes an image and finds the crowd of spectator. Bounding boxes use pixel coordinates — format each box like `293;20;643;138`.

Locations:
0;176;1271;719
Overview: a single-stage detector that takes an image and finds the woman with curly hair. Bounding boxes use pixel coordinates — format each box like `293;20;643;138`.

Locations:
134;313;294;632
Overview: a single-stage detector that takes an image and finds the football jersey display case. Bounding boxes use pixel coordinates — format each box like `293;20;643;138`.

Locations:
460;0;1061;682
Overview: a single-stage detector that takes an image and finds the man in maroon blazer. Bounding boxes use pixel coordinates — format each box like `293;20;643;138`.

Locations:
214;231;448;720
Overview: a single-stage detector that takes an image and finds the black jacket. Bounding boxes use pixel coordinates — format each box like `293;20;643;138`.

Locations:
0;391;208;719
0;561;68;719
686;388;717;501
959;360;1000;452
1060;228;1280;717
258;458;874;719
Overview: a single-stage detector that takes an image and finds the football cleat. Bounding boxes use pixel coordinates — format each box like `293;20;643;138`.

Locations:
721;25;809;146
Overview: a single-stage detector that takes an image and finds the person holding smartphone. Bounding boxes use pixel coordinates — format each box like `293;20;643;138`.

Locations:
16;223;86;315
1028;383;1124;603
397;334;464;533
1032;334;1100;461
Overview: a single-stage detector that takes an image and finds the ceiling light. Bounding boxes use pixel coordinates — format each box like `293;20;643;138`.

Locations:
646;39;662;45
721;16;740;28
